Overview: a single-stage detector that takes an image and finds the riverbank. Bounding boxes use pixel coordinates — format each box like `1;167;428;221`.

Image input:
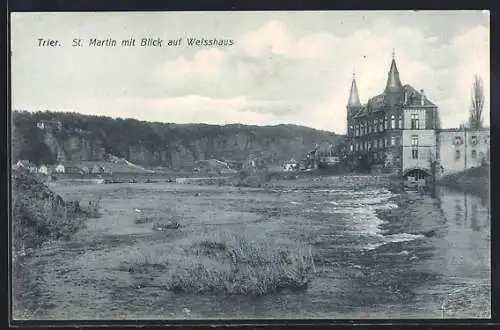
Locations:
438;165;489;201
375;180;490;318
12;169;102;257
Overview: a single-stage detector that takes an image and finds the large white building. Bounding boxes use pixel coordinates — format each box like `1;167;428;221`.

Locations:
438;128;490;176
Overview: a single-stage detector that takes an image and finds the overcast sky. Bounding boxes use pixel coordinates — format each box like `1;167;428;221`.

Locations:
11;11;489;134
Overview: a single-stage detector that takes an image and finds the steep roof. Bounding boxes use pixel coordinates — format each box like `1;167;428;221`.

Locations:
347;74;361;107
402;85;436;107
385;57;403;94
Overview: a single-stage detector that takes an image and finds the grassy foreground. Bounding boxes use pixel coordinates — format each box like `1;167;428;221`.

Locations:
12;168;101;254
121;230;316;296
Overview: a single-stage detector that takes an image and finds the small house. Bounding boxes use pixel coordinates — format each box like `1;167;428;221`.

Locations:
54;164;65;173
38;165;49;175
14;160;38;173
13;160;29;170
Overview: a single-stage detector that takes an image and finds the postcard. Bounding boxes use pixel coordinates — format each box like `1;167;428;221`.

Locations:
10;10;490;320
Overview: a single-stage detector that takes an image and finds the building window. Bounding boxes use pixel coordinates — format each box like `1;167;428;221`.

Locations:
398;116;402;129
378;119;383;131
391;136;396;146
350;144;353;151
411;114;419;129
385;116;388;129
455;150;461;160
470;135;478;145
471;150;477;158
411;135;419;147
391;115;395;129
412;149;419;159
454;136;463;145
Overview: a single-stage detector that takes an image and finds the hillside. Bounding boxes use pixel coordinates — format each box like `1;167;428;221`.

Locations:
12;110;342;169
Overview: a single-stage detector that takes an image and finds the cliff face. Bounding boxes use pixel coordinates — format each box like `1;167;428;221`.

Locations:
12;111;341;168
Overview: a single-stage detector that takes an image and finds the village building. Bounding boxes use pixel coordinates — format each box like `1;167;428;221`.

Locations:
38;165;49;175
13;160;36;172
36;119;63;131
346;52;489;179
283;158;299;171
54;163;65;173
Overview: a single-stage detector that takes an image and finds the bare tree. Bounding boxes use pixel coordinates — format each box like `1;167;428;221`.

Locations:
468;74;485;130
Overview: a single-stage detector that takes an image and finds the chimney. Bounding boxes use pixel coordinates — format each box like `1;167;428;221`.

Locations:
420;89;425;106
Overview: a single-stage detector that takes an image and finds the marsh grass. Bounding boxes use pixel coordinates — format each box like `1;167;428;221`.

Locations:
122;230;315;296
134;209;182;230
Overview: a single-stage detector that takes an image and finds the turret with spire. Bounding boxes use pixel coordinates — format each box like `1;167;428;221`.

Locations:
347;71;361;108
384;50;404;105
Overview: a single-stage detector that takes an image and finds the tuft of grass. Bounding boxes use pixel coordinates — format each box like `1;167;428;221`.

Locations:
134;209;182;230
122;231;315;296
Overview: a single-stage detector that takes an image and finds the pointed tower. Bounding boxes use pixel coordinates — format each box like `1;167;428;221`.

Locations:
384;50;404;106
347;72;361;108
385;50;403;93
347;72;362;137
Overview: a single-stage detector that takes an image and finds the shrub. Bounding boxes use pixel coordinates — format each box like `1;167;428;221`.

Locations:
134;209;182;231
122;231;316;296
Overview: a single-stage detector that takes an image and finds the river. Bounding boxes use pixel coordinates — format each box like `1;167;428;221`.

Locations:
11;175;490;320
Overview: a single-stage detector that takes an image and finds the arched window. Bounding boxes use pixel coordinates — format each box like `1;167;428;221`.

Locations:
391;115;396;129
398;116;403;129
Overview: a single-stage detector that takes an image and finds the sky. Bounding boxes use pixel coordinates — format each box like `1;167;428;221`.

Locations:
11;11;490;134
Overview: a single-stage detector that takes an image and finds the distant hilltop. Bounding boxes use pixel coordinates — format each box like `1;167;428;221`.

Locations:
11;110;341;170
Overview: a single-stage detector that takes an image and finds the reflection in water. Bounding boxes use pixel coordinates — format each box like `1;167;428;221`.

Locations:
433;185;490;281
436;185;490;233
